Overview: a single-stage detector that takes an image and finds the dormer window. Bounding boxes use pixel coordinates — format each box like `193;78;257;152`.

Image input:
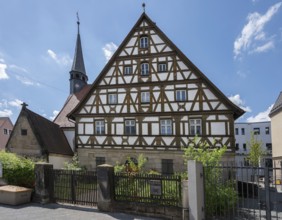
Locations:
140;36;149;48
141;62;149;76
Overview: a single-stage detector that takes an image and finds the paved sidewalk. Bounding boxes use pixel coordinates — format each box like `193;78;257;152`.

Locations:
0;203;162;220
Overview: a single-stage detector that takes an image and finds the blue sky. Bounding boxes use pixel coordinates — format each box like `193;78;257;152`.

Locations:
0;0;281;124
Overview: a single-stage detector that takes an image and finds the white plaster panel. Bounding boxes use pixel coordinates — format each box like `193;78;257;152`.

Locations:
183;71;191;79
178;61;188;70
120;51;126;56
100;95;106;104
116;124;123;135
112;117;123;122
159;57;166;62
85;124;94;135
188;84;198;89
79;118;94;122
96;136;106;144
113;137;122;145
78;124;84;134
130;106;136;112
142;124;148;135
144;117;158;122
119;94;126;102
152;63;157;70
163;46;172;52
160;73;168;81
165;85;174;90
156;45;165;52
163;137;174;145
86;95;95;105
127;37;136;47
103;77;110;85
203;103;210;111
131;93;138;101
207;115;216;120
145;137;154;145
153;92;160;100
210;122;226;135
165;91;174;101
106;67;115;77
91;108;97;114
188;90;197;100
204;89;217;100
133;48;138;55
103;106;109;113
164;104;171;112
124;76;132;84
110;77;116;85
218;115;228;120
85;106;91;113
152;35;163;44
108;89;117;93
79;136;88;144
217;104;227;110
176;72;184;81
185;103;192;111
128;137;137;145
151;124;159;135
124;60;131;65
189;73;197;79
211;102;219;109
151;47;157;53
193;103;199;111
125;48;132;55
79;109;86;114
152;74;158;82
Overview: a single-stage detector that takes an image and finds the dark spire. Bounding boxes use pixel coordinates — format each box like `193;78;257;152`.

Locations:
69;13;88;94
71;13;86;75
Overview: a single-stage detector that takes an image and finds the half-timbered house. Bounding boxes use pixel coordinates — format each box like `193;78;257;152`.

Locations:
69;12;244;173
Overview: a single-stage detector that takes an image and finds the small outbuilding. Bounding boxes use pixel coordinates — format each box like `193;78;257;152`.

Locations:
6;103;73;169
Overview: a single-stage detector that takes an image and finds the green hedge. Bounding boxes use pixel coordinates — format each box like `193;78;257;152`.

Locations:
0;151;35;188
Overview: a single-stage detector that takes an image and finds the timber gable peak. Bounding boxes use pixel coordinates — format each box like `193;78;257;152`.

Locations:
70;12;244;119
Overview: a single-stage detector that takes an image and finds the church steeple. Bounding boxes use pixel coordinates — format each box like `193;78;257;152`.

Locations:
69;14;88;94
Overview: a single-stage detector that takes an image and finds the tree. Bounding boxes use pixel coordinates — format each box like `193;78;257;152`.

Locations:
247;132;265;167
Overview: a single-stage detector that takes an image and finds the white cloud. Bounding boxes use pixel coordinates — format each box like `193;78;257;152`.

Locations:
47;49;72;66
234;2;282;57
247;104;273;122
0;62;9;80
49;110;59;121
252;41;274;53
8;99;23;108
15;75;41;86
0;109;12;117
9;64;28;73
228;94;251;112
102;42;118;61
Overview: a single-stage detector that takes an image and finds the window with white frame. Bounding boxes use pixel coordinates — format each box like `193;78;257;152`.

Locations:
125;120;136;135
160;119;172;135
95;120;105;135
124;65;133;75
176;90;186;101
140;36;149;48
141;62;149;76
108;93;117;104
158;63;167;72
190;119;202;135
141;91;150;103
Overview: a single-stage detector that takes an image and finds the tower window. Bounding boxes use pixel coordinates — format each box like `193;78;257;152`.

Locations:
140;36;149;48
75;74;80;79
21;129;27;136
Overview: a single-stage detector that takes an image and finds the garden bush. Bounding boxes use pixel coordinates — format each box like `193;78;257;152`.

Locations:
0;151;35;188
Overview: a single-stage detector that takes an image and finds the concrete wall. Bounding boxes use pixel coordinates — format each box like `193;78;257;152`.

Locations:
49;154;72;169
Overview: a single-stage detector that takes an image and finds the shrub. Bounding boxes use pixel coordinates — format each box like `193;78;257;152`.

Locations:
0;151;35;188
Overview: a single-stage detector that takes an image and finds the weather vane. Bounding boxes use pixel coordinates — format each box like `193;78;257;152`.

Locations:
76;12;80;25
142;3;146;13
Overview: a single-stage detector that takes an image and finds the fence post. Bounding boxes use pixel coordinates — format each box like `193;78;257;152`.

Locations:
188;160;205;220
34;162;53;204
97;164;114;212
265;167;271;220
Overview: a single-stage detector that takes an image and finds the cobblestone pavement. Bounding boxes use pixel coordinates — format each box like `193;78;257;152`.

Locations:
0;203;162;220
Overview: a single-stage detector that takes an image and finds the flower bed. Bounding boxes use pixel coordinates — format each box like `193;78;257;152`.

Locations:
0;185;32;205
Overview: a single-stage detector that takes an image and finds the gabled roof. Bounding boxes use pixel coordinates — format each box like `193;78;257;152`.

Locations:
0;117;13;128
269;92;282;117
69;12;244;120
10;105;73;156
54;85;91;127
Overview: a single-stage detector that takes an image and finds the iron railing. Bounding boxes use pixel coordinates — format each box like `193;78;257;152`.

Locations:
114;173;181;207
48;169;98;206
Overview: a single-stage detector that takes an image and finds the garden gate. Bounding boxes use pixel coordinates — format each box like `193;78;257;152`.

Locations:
47;169;98;206
204;164;282;220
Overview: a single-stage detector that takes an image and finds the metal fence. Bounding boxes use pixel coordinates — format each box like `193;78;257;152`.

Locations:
47;169;98;206
203;164;282;220
114;173;182;207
